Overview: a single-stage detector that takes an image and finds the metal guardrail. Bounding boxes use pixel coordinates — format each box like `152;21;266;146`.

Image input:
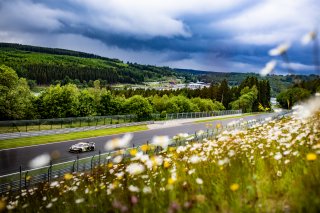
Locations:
0;121;154;140
0;110;291;194
0;110;242;140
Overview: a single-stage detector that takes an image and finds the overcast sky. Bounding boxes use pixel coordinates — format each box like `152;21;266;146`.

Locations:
0;0;319;74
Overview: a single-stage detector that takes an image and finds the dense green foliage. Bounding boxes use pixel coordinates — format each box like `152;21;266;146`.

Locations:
0;65;35;120
0;66;228;120
0;66;272;120
0;43;194;85
277;88;311;109
276;78;320;109
179;68;318;96
114;77;271;113
229;86;258;113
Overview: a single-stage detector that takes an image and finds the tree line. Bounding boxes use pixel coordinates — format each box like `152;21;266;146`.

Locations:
113;77;271;112
0;65;271;121
0;44;195;85
276;78;320;109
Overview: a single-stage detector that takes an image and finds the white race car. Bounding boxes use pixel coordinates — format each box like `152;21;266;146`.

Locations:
69;142;95;153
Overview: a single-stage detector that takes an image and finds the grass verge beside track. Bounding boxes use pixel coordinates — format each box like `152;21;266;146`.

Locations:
0;125;148;150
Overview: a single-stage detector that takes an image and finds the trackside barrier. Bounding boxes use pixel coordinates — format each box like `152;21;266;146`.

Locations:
0;110;242;140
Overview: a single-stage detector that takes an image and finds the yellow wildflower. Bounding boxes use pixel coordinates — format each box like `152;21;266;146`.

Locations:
216;123;222;129
164;161;171;168
64;173;73;180
108;163;113;168
306;153;317;161
26;175;32;181
113;180;119;188
169;147;176;152
230;183;239;191
140;144;149;152
168;177;176;185
130;149;137;156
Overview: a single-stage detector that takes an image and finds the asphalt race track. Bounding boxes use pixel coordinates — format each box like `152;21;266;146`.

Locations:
0;113;276;176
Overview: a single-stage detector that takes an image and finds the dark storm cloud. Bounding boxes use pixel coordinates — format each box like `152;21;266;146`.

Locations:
0;0;319;74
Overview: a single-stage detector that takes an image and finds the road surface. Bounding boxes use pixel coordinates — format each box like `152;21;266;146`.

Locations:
0;113;276;176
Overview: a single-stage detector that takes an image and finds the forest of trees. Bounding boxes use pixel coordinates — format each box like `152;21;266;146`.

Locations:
1;43;319;97
0;43;195;85
113;77;271;112
276;78;320;109
0;65;272;121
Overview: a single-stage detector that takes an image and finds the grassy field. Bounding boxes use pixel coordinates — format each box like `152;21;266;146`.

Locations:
1;110;319;212
0;125;148;150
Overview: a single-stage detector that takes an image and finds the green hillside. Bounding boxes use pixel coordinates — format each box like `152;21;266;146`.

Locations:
0;43;317;96
0;43;194;85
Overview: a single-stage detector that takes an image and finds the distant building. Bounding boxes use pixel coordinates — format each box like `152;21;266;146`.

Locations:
270;98;278;105
187;82;210;90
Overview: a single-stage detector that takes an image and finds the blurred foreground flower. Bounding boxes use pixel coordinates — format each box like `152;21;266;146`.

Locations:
196;178;203;185
306;153;317;161
75;198;85;204
260;60;277;77
0;200;5;211
129;149;137;156
301;31;317;45
64;173;73;180
152;135;171;148
126;163;145;175
28;153;51;169
269;43;290;56
104;133;133;151
128;185;140;192
230;183;239;191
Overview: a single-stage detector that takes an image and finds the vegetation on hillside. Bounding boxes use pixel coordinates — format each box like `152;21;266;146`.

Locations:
0;65;272;120
0;43;195;85
1;43;318;97
1;105;319;212
276;78;320;109
114;77;271;113
0;65;226;121
177;68;319;96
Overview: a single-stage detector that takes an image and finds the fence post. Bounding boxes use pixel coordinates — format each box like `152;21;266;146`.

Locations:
47;161;52;182
98;150;101;167
77;155;79;172
19;165;22;192
146;141;149;154
72;160;76;173
91;155;95;172
24;171;29;190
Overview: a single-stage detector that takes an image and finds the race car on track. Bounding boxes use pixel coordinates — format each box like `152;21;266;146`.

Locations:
69;142;95;153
